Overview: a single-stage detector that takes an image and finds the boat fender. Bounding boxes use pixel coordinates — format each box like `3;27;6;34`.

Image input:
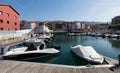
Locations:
1;46;4;55
118;54;120;65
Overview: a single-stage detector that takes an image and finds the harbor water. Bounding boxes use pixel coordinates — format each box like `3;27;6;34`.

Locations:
19;35;120;66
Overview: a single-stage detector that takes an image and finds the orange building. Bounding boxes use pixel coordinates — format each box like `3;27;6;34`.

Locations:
0;4;20;30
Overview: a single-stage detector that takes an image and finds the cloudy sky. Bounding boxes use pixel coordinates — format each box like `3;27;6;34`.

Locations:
0;0;120;22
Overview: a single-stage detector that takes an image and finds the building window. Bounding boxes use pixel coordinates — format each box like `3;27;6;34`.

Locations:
0;19;3;23
14;22;17;25
48;24;52;30
14;16;17;19
0;28;3;30
7;21;9;24
15;28;17;30
56;24;62;29
6;13;9;17
0;11;3;15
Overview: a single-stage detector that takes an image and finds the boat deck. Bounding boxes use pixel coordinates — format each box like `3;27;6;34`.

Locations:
0;60;120;73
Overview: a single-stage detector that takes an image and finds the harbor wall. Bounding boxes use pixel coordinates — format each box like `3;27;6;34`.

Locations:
0;34;31;46
0;30;32;45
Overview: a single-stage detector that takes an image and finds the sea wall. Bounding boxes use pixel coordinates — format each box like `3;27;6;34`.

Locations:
0;34;31;46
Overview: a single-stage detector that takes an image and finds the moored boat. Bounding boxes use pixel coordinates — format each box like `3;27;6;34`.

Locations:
71;45;104;64
3;42;60;60
110;34;119;38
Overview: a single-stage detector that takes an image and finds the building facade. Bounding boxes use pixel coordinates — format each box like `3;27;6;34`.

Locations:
112;16;120;24
0;4;20;30
20;20;36;30
27;21;88;32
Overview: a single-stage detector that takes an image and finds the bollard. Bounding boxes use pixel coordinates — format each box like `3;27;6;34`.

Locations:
118;54;120;65
1;46;4;55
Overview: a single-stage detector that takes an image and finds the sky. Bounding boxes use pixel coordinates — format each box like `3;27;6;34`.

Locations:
0;0;120;22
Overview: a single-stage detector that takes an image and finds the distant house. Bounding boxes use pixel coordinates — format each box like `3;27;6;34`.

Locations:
20;21;90;33
89;24;108;33
0;4;20;30
112;16;120;24
43;21;86;32
21;23;36;30
20;20;36;30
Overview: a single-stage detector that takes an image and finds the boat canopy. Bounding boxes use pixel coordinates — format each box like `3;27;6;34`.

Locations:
76;45;100;58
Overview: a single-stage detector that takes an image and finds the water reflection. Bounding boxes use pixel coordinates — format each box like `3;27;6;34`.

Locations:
71;51;88;65
108;38;120;48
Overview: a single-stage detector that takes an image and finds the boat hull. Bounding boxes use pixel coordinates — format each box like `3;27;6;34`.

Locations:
3;52;59;60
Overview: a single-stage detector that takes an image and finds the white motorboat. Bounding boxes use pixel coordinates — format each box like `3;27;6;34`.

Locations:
110;34;119;38
34;24;54;39
105;34;111;37
67;33;75;36
71;45;104;64
96;33;102;36
3;42;60;60
90;32;96;36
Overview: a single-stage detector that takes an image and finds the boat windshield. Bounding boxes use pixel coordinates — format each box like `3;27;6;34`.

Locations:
25;43;37;51
8;42;28;51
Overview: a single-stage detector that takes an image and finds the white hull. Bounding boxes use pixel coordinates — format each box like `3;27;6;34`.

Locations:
4;42;60;59
110;34;118;38
105;34;110;37
4;47;59;55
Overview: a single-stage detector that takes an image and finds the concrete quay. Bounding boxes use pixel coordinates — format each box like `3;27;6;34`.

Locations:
0;60;119;73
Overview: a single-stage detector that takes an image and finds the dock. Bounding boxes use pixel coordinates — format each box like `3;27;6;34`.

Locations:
99;55;119;65
104;56;118;65
0;60;119;73
0;52;119;73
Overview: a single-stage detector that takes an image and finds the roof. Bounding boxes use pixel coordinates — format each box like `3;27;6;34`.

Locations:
0;4;20;15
